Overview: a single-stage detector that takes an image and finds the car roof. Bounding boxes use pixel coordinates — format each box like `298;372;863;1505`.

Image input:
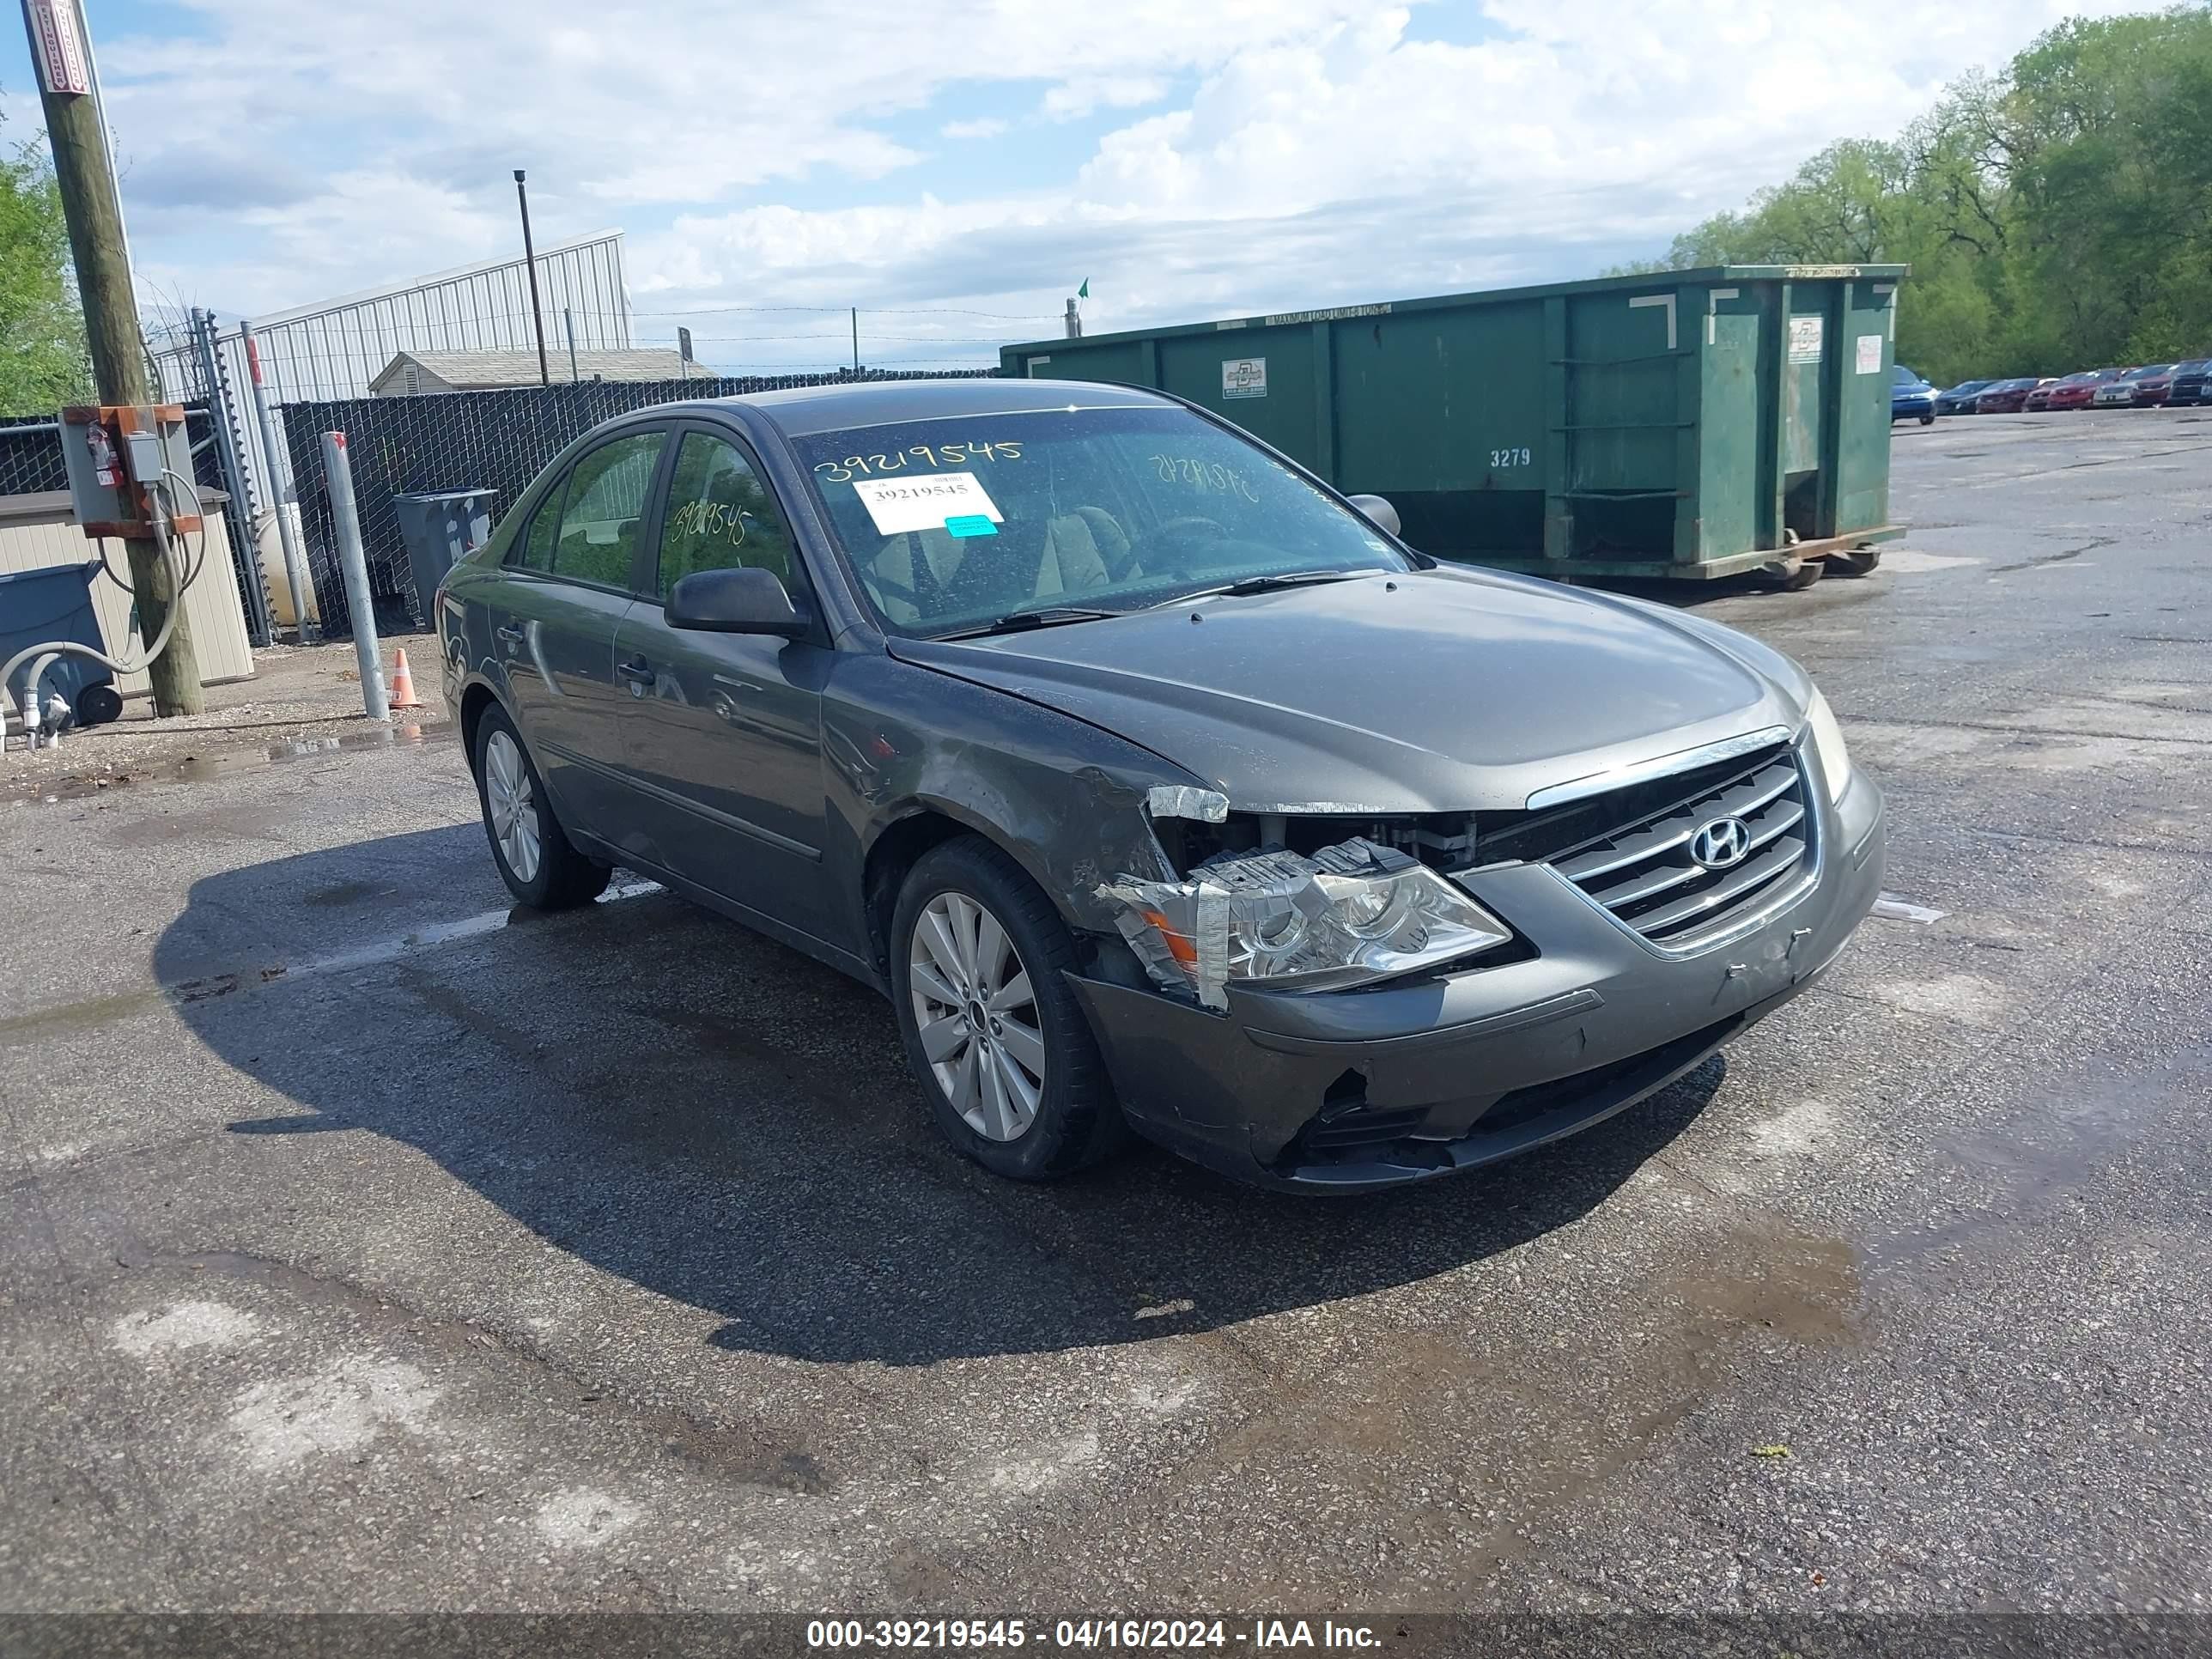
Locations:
692;376;1176;438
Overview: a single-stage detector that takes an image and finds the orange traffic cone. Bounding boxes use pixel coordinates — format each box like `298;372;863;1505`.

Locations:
388;647;423;708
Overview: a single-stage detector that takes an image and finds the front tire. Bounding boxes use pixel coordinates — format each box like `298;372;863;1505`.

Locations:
891;836;1126;1181
473;704;611;910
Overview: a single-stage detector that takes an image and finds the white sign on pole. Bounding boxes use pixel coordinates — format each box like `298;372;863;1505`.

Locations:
25;0;92;94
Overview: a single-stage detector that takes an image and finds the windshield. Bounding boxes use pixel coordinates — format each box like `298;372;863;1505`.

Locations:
792;404;1410;638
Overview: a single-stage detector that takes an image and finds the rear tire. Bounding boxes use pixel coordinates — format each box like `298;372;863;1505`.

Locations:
472;703;611;910
890;836;1127;1181
1919;413;1935;426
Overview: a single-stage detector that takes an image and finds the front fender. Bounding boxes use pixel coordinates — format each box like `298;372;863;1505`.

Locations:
824;653;1202;939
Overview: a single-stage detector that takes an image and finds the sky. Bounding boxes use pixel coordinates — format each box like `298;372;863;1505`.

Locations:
0;0;2147;376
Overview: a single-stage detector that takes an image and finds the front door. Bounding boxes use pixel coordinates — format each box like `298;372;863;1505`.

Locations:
492;427;669;836
611;425;831;935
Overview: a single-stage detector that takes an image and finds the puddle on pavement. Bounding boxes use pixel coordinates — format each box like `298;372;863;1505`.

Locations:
18;721;455;803
0;881;663;1044
1866;1042;2206;1273
173;878;664;1000
1185;1206;1867;1598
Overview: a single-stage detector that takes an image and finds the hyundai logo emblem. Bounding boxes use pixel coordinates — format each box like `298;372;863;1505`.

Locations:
1690;816;1753;870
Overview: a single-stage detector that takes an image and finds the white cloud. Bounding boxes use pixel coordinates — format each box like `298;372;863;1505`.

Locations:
63;0;2148;356
1041;75;1173;121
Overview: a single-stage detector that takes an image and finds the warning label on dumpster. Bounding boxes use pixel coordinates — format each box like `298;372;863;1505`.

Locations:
1788;317;1824;364
1222;357;1267;398
1856;333;1884;374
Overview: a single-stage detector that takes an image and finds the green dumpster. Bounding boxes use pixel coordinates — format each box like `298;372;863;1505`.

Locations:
1000;264;1907;580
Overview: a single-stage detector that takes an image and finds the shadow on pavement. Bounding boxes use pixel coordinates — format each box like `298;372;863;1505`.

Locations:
157;826;1722;1366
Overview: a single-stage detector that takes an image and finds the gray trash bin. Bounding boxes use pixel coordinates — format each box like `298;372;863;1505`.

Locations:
0;559;123;725
392;489;498;624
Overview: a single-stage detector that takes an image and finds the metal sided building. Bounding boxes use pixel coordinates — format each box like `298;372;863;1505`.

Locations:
1000;265;1907;580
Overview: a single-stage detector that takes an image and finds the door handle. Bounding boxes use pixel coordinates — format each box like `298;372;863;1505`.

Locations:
495;623;526;647
617;655;656;686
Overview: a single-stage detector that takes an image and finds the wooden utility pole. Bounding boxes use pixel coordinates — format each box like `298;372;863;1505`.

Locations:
24;0;203;714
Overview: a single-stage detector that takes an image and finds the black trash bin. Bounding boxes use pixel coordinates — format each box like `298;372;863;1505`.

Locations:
392;489;499;623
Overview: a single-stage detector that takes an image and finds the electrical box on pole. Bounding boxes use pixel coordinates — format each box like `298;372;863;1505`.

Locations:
58;405;201;538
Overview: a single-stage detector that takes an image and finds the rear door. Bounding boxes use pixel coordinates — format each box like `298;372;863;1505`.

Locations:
491;424;670;838
610;422;832;935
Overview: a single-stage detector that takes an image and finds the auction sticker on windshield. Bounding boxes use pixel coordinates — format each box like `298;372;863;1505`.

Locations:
850;471;1004;536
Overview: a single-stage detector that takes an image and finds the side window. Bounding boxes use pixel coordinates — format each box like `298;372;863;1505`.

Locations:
511;482;562;572
655;432;801;601
552;431;665;587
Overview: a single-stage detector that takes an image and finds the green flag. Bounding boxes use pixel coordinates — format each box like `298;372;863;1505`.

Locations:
1078;278;1090;300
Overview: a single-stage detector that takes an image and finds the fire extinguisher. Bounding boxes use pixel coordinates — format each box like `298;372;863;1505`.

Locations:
86;419;122;489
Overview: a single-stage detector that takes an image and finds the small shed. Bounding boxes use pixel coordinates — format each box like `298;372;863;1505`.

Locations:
0;487;258;695
368;348;691;396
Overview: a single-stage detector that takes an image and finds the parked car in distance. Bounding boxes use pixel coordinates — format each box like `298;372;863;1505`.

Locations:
1974;377;2054;414
2022;376;2073;412
1891;365;1936;424
2094;365;2163;406
435;379;1885;1193
2044;369;2122;411
2127;363;2183;406
1936;379;1996;416
2168;359;2212;406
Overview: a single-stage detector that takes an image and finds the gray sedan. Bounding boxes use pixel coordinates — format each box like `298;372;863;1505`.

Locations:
436;378;1884;1192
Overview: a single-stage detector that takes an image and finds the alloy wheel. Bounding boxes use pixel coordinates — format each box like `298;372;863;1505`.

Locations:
483;729;542;884
908;890;1045;1141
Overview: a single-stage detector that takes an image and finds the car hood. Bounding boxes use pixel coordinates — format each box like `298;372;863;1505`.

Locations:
887;566;1799;813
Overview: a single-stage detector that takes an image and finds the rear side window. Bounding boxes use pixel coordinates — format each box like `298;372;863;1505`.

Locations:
512;484;562;572
553;431;666;587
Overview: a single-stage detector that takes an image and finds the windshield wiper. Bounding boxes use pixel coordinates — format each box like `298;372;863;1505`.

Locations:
933;605;1123;641
1172;569;1373;604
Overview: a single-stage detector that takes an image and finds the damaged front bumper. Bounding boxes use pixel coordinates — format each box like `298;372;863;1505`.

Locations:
1069;774;1886;1193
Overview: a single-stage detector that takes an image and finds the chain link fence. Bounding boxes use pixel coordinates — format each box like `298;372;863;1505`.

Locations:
0;406;228;500
279;368;999;637
0;412;80;498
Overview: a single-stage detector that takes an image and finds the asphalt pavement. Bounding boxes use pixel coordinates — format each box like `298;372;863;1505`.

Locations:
3;408;2210;1625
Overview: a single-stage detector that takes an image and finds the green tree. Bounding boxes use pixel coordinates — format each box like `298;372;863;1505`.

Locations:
1624;7;2212;388
0;105;93;417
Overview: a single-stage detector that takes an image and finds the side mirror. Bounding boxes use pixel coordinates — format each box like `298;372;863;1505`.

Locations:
1346;494;1401;538
667;567;808;637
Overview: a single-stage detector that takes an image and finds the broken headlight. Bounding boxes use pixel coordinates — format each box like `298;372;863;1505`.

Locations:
1099;837;1512;1009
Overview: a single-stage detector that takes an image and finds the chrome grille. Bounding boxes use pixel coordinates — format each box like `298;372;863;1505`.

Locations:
1549;744;1812;948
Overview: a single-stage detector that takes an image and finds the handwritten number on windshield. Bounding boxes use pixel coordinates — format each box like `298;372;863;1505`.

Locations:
814;440;1024;483
1148;454;1261;503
